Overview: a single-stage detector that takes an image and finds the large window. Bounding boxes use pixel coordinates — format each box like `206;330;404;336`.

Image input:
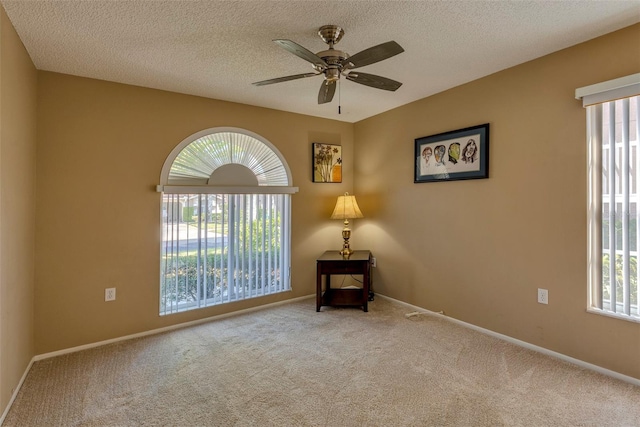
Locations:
578;74;640;322
157;129;297;315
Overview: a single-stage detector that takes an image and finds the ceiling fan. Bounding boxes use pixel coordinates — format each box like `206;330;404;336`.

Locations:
253;25;404;105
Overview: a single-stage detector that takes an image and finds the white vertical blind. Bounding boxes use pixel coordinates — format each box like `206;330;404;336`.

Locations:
160;193;291;315
586;95;640;320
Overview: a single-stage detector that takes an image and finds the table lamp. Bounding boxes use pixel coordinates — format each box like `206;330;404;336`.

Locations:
330;192;364;257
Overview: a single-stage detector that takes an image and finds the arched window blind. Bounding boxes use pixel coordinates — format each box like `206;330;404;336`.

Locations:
166;131;289;186
158;128;298;315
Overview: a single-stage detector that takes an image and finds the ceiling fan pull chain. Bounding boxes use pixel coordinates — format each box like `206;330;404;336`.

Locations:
338;80;341;114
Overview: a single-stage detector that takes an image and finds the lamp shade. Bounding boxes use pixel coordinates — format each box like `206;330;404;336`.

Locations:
330;192;364;220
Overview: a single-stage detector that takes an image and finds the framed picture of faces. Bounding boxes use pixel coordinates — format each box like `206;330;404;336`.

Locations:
414;123;489;183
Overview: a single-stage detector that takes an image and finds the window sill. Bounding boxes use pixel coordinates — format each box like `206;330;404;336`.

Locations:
587;308;640;324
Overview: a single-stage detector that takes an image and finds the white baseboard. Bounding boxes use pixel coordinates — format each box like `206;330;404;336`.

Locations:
1;294;315;425
34;294;315;361
377;294;640;387
0;358;34;426
3;292;637;425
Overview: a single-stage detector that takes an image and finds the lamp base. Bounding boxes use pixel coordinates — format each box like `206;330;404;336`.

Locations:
340;222;353;258
340;245;354;258
340;236;353;258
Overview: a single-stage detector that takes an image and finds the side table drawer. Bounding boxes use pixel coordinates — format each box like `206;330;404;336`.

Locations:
318;260;368;275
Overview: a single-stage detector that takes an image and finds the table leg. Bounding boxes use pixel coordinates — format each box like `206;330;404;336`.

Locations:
363;263;370;312
316;264;321;312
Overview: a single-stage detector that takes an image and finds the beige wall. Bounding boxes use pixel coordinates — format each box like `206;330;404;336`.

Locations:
35;72;354;354
0;7;37;411
354;24;640;379
0;15;636;415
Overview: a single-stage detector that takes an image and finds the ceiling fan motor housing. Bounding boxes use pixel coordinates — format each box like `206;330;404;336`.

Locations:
315;48;349;81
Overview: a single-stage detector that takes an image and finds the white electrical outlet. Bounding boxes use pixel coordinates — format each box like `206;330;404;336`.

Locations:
371;257;377;268
537;288;548;305
105;288;116;301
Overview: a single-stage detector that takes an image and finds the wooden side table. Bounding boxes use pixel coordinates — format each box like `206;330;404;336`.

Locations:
316;250;371;312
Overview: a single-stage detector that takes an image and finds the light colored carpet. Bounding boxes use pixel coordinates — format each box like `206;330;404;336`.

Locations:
4;297;640;426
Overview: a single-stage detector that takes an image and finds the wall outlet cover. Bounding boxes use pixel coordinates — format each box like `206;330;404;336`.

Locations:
537;288;548;305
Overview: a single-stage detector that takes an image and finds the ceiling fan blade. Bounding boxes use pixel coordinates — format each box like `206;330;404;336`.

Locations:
345;72;402;91
318;81;336;104
342;41;404;69
273;39;328;68
253;72;319;86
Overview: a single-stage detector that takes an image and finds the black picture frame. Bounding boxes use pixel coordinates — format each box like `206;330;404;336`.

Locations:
414;123;489;183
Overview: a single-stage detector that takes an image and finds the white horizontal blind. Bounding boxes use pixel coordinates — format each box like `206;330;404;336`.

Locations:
160;193;291;315
587;95;640;321
168;131;289;186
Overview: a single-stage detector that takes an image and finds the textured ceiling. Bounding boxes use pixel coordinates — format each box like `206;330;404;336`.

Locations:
2;1;639;123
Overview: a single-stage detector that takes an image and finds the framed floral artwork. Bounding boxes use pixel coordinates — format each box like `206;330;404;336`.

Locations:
312;143;342;183
414;123;489;183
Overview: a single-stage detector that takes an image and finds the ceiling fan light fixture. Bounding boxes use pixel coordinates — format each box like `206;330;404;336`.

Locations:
325;68;340;82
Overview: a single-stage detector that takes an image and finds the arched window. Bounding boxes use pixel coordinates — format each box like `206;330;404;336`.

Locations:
157;128;298;315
